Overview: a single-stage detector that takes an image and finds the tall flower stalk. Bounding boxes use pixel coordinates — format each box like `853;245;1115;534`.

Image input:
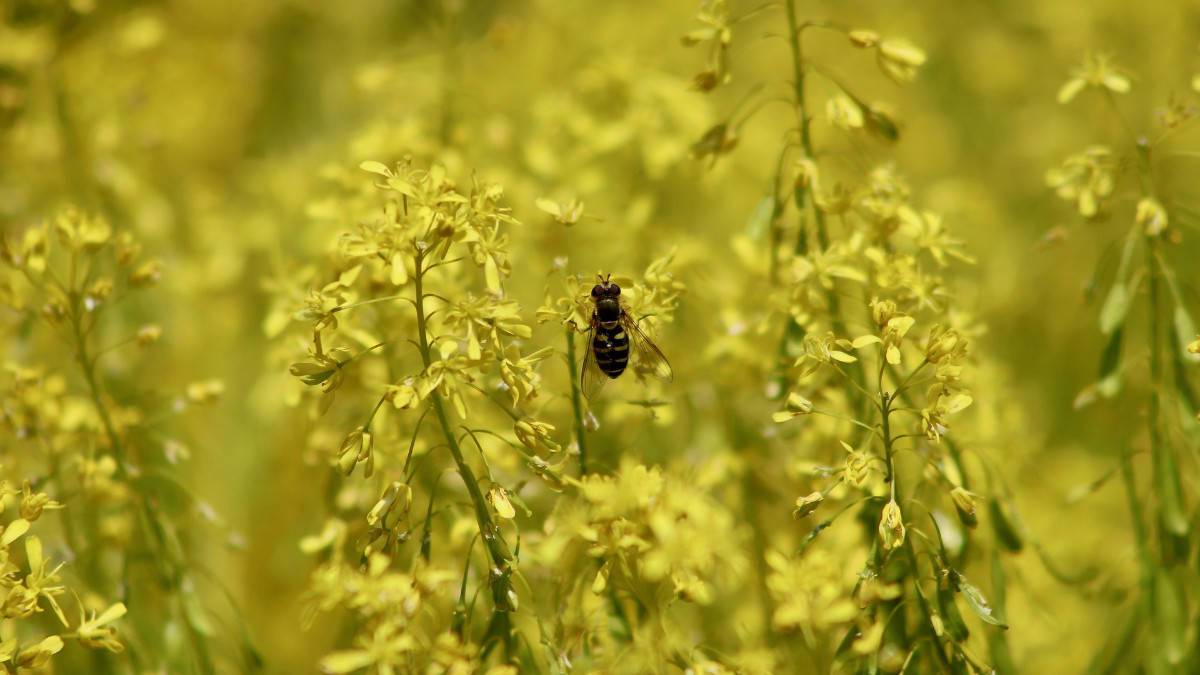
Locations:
1051;55;1200;670
683;2;1013;670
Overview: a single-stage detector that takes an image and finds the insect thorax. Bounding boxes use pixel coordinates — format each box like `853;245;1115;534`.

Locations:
596;298;621;322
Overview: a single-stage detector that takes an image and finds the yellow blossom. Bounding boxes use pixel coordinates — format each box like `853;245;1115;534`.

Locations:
878;500;905;550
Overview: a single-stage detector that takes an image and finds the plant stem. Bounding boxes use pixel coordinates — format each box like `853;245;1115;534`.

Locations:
775;0;866;404
565;326;590;475
68;301;215;675
412;253;513;583
880;371;952;672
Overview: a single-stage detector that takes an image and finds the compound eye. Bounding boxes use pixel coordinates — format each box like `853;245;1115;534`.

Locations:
610;283;621;296
591;284;604;298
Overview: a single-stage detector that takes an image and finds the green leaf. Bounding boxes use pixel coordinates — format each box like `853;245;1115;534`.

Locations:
1153;570;1186;665
181;577;215;637
745;195;775;240
938;580;969;642
952;570;1008;629
1096;326;1125;399
1099;282;1130;335
988;553;1016;675
1065;465;1119;504
988;498;1024;553
1153;444;1189;537
1174;305;1199;361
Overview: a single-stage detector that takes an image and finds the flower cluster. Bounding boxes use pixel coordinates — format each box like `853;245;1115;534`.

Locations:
0;209;230;671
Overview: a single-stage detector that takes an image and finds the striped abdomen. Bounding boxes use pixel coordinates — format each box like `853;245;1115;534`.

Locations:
593;320;629;379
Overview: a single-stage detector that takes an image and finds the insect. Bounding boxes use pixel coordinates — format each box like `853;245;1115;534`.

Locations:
581;274;673;399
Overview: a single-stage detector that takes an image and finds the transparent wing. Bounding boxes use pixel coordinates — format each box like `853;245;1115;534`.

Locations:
580;322;608;400
621;310;673;382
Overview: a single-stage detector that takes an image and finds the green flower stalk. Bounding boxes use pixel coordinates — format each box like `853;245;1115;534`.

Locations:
1051;54;1200;670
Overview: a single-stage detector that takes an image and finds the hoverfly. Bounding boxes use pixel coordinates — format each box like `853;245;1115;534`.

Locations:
581;274;673;399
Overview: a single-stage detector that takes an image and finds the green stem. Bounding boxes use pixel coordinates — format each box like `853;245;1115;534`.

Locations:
775;0;865;404
1120;447;1152;590
880;377;952;672
412;254;513;581
68;302;215;674
565;326;590;475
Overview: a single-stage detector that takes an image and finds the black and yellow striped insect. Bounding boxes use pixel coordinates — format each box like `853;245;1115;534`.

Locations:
581;275;673;399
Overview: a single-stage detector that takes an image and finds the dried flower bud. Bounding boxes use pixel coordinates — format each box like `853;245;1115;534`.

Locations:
793;491;823;519
487;486;517;519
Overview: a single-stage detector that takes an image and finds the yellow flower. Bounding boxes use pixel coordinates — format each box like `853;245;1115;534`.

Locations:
75;602;127;653
535;196;585;226
773;392;814;423
135;324;163;346
1046;146;1115;218
877;39;927;83
766;549;857;632
336;427;374;477
826;96;864;130
1058;52;1131;103
14;635;63;669
1136;197;1168;236
878;500;905;550
129;259;163;287
842;441;874;487
514;418;560;454
185;379;225;405
19;482;63;522
924;324;967;364
366;482;412;532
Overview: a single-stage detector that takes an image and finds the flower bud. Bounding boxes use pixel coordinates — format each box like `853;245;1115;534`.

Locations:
514;418;560;453
487;486;517;519
136;324;163;346
925;325;963;363
367;481;412;530
336;427;372;476
951;486;977;528
870;298;898;328
878;500;906;550
793;491;823;519
848;29;880;48
129;259;163;287
1136;197;1168;236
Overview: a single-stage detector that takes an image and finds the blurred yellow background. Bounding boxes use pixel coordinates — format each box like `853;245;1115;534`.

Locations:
4;0;1200;673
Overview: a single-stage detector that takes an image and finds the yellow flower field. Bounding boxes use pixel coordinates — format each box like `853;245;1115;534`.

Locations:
2;1;1199;672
